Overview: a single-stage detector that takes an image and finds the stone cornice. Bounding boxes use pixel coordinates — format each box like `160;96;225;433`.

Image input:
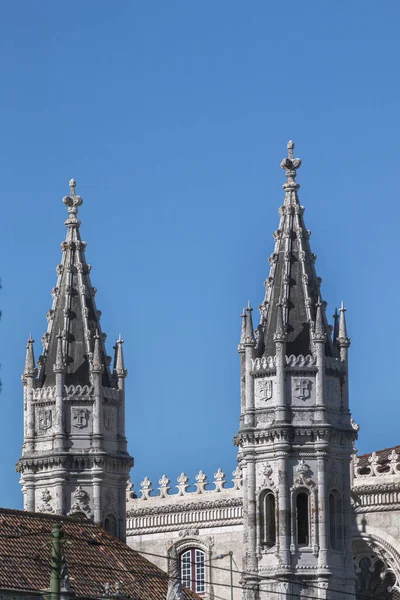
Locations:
126;496;243;535
351;481;400;512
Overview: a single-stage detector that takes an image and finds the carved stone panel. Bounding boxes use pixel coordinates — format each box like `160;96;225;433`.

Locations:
290;376;315;406
72;408;89;429
38;409;52;431
255;377;275;407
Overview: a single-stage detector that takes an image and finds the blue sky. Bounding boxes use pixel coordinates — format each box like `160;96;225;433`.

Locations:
0;1;399;508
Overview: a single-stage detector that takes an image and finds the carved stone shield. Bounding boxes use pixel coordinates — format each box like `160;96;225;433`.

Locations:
72;408;88;429
259;379;273;401
38;409;52;430
294;379;312;401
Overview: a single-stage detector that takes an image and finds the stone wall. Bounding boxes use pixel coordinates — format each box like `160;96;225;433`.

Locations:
126;469;244;600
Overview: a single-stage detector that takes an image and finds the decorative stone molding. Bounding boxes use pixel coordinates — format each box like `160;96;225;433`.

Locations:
158;474;171;498
33;387;56;401
38;488;53;513
213;468;226;492
126;497;243;535
68;485;92;517
178;528;199;538
194;470;207;494
352;482;400;512
64;384;93;397
354;451;400;479
176;473;189;496
252;356;276;372
139;477;152;500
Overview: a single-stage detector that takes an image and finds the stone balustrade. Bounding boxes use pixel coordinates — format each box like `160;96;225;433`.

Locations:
127;467;243;502
353;450;400;479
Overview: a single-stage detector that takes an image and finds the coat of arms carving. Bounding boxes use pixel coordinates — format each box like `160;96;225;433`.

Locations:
294;379;312;401
260;379;273;401
72;408;88;429
38;409;52;430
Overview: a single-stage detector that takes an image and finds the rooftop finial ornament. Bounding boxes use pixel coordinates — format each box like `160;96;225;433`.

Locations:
63;179;83;227
280;141;302;188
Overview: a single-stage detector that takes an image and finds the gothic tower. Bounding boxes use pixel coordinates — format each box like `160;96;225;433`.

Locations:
17;180;133;541
236;143;357;599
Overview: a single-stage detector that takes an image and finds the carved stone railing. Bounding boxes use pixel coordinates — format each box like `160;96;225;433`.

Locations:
126;468;244;535
252;356;276;371
353;450;400;479
33;386;56;401
128;467;243;502
286;354;316;367
64;384;93;396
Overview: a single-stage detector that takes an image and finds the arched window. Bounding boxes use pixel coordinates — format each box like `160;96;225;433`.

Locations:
104;514;117;537
296;492;309;546
260;491;276;547
180;548;205;594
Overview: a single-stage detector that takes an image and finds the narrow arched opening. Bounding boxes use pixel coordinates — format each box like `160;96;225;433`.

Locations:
260;490;276;547
296;491;309;546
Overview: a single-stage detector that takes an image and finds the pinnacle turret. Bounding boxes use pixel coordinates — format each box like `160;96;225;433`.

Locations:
314;298;327;343
22;335;37;380
332;307;339;348
273;301;287;343
92;330;103;373
114;335;127;378
244;301;255;346
53;332;66;374
337;301;350;348
238;308;247;353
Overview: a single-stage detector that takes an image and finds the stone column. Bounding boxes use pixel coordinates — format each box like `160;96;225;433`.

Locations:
317;452;328;568
93;475;102;524
275;340;286;422
277;451;291;567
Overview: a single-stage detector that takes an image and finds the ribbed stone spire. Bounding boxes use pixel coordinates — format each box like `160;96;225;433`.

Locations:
37;181;112;387
257;141;332;357
22;336;37;380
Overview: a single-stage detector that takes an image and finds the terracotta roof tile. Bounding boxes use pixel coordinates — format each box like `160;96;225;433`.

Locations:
0;509;200;600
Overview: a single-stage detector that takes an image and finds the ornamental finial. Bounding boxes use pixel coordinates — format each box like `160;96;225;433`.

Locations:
280;140;302;183
63;179;83;226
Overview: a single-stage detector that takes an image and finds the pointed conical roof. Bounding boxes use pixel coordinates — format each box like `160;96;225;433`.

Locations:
37;180;112;387
257;142;332;357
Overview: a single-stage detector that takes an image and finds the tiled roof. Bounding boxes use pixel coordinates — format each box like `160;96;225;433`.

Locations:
0;508;199;600
356;446;400;471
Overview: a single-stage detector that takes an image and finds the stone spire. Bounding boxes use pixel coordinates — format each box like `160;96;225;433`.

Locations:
338;301;350;348
114;335;127;378
244;301;255;346
22;336;37;381
53;332;66;374
332;307;340;349
257;141;332;357
37;180;112;388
